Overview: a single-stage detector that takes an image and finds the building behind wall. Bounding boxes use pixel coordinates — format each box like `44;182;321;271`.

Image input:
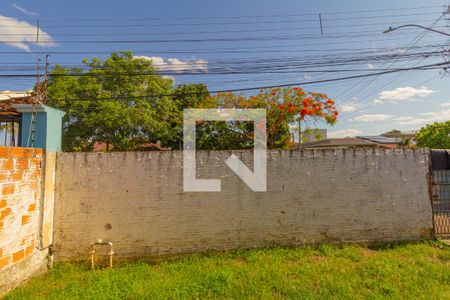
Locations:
302;128;327;143
0;91;36;147
0;91;65;152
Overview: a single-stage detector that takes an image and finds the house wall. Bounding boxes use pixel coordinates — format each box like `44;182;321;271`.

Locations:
0;147;49;295
53;148;433;261
18;105;65;151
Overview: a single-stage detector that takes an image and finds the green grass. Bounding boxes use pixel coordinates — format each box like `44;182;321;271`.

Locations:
5;241;450;299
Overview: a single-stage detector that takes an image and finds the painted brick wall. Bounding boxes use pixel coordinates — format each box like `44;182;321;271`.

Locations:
53;148;433;261
0;147;48;295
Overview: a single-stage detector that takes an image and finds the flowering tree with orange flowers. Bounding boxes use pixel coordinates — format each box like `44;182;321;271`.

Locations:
205;87;338;149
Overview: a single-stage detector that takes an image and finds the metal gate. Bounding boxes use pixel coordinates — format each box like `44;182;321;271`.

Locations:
431;149;450;235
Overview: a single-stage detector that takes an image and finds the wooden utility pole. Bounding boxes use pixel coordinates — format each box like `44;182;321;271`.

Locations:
298;119;302;151
319;13;324;35
27;58;41;147
36;19;40;43
42;54;49;102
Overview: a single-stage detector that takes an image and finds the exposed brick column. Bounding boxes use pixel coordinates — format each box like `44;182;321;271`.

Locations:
0;147;47;295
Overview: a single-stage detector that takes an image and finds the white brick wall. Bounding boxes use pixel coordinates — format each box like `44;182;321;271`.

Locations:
53;148;433;260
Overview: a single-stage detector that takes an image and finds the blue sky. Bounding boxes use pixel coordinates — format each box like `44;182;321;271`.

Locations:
0;0;449;137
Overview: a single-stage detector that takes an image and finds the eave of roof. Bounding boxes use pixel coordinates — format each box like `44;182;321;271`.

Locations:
0;90;34;102
0;90;38;116
357;135;401;144
302;137;377;148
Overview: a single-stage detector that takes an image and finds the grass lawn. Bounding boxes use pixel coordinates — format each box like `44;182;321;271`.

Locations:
4;241;450;299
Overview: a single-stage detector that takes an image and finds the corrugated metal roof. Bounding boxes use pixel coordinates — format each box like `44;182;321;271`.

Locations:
0;90;37;116
0;90;34;102
357;135;401;144
302;138;378;148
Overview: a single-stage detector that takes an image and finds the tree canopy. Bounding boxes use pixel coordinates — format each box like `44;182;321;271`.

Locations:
206;88;338;149
416;121;450;149
48;51;182;151
47;51;338;151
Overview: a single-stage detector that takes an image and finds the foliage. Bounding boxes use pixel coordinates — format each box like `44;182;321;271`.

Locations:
5;241;450;299
47;51;176;151
382;129;402;137
172;83;212;109
416;121;450;149
208;87;338;149
167;83;215;150
382;129;415;148
47;52;338;151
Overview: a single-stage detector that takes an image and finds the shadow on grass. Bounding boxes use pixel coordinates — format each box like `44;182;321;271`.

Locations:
365;239;448;251
56;239;449;273
87;239;449;267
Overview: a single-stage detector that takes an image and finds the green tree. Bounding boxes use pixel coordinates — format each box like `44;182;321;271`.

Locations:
382;129;402;138
208;88;338;149
170;84;251;150
46;52;338;151
172;83;211;109
168;83;218;150
416;121;450;149
47;51;177;151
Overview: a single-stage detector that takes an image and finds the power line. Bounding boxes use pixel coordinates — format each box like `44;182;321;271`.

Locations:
333;12;447;106
0;66;442;75
0;45;443;65
0;37;444;56
33;5;444;22
1;28;445;44
0;19;443;36
43;61;449;102
0;50;446;77
2;11;444;29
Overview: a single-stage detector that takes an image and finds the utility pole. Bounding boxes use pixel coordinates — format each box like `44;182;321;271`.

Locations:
36;19;40;44
319;13;324;35
36;57;40;96
298;118;302;151
27;58;41;147
43;54;49;103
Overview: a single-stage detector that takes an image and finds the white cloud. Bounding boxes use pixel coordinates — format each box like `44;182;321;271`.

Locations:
12;3;39;16
393;116;427;126
354;114;393;122
339;103;358;112
328;129;363;138
390;48;407;55
440;102;450;108
134;56;208;73
0;15;55;51
421;109;450;121
394;109;450;126
373;87;436;104
393;116;414;122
